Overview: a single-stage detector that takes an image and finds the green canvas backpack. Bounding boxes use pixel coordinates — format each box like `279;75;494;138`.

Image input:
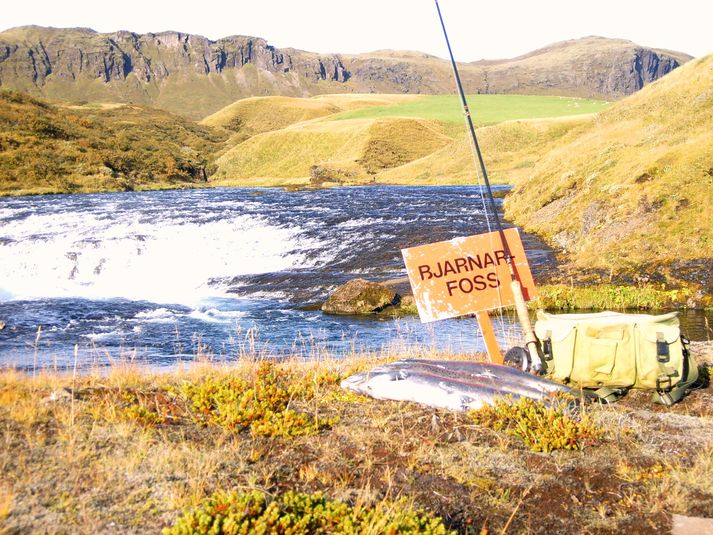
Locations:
534;310;699;405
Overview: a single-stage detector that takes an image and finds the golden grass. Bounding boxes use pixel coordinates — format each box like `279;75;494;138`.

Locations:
199;96;341;134
376;116;589;185
204;91;602;188
504;55;713;285
1;344;712;533
211;117;452;184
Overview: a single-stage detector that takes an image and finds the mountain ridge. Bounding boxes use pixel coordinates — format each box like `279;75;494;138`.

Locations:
0;26;692;119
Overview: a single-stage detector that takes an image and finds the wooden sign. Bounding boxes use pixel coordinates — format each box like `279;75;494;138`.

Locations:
401;228;537;323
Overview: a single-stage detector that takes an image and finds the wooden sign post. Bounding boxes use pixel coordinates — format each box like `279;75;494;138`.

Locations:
401;228;537;363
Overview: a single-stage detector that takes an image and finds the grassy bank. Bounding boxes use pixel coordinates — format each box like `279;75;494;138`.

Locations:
0;91;229;195
533;283;702;310
1;349;712;534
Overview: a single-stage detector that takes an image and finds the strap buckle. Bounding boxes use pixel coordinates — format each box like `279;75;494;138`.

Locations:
656;332;670;363
656;375;673;391
542;331;553;361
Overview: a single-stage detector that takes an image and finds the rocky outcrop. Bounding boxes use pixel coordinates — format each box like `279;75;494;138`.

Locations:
0;28;692;118
0;27;348;86
322;279;398;315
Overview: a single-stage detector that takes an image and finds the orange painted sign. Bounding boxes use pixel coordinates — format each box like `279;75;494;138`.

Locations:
401;228;537;323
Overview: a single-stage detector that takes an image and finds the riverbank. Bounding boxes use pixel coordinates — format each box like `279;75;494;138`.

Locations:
1;345;711;534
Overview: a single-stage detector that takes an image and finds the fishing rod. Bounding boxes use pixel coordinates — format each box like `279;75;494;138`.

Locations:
434;0;543;372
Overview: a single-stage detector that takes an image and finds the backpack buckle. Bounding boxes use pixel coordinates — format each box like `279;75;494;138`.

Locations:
656;332;670;363
542;331;553;361
656;375;673;391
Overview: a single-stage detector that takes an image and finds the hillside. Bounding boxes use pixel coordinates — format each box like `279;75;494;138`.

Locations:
200;94;419;137
207;94;607;185
376;116;592;185
503;55;713;296
0;90;228;195
0;90;604;194
210;116;453;186
0;26;691;119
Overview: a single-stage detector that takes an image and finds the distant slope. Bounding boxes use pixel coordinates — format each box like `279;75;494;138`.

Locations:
200;94;419;136
200;96;341;136
0;90;227;195
208;94;606;185
376;116;591;185
0;27;691;118
504;55;713;293
330;94;609;124
210;117;453;186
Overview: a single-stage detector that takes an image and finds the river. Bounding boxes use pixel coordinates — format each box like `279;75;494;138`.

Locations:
0;186;709;370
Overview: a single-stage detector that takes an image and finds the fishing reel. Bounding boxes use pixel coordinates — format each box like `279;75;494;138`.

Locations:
504;345;545;375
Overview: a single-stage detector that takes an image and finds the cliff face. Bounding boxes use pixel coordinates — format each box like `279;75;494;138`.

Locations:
468;37;688;99
0;27;692;119
0;27;349;84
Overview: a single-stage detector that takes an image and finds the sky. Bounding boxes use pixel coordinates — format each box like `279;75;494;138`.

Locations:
1;0;711;60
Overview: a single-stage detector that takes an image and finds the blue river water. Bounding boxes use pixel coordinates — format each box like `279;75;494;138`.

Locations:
0;186;708;370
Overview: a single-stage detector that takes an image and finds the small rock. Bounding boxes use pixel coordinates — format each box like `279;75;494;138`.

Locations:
41;388;74;404
0;321;5;331
672;514;713;535
322;279;398;315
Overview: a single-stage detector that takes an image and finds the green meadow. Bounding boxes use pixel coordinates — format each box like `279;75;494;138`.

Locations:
330;94;611;124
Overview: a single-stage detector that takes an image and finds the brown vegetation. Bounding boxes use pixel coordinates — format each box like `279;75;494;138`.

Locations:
0;90;228;195
1;346;712;534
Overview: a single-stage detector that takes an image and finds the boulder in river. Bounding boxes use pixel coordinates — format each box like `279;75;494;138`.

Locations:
322;279;399;315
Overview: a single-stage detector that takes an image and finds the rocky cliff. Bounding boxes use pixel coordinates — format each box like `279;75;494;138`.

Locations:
0;26;692;119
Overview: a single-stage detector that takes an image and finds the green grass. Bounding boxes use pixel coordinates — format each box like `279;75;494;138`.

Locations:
534;284;696;310
330;94;610;125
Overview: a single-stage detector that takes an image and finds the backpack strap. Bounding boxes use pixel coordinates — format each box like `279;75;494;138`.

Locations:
652;334;698;406
592;386;628;404
542;330;553;362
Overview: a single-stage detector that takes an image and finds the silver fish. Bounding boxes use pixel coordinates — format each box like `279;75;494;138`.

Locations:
391;359;575;396
341;360;583;411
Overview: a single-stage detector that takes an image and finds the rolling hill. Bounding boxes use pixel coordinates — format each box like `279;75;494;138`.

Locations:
503;55;713;294
0;90;228;195
0;26;691;119
207;93;608;185
0;89;604;194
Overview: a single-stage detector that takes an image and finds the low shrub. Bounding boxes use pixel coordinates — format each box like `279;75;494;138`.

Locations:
164;490;455;535
535;284;691;310
176;362;337;438
470;396;601;453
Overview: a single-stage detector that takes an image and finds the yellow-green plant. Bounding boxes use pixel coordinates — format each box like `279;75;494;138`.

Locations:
470;396;601;453
163;490;455;535
177;362;337;437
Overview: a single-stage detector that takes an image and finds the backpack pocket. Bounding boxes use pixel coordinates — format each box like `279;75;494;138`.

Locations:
571;324;635;388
